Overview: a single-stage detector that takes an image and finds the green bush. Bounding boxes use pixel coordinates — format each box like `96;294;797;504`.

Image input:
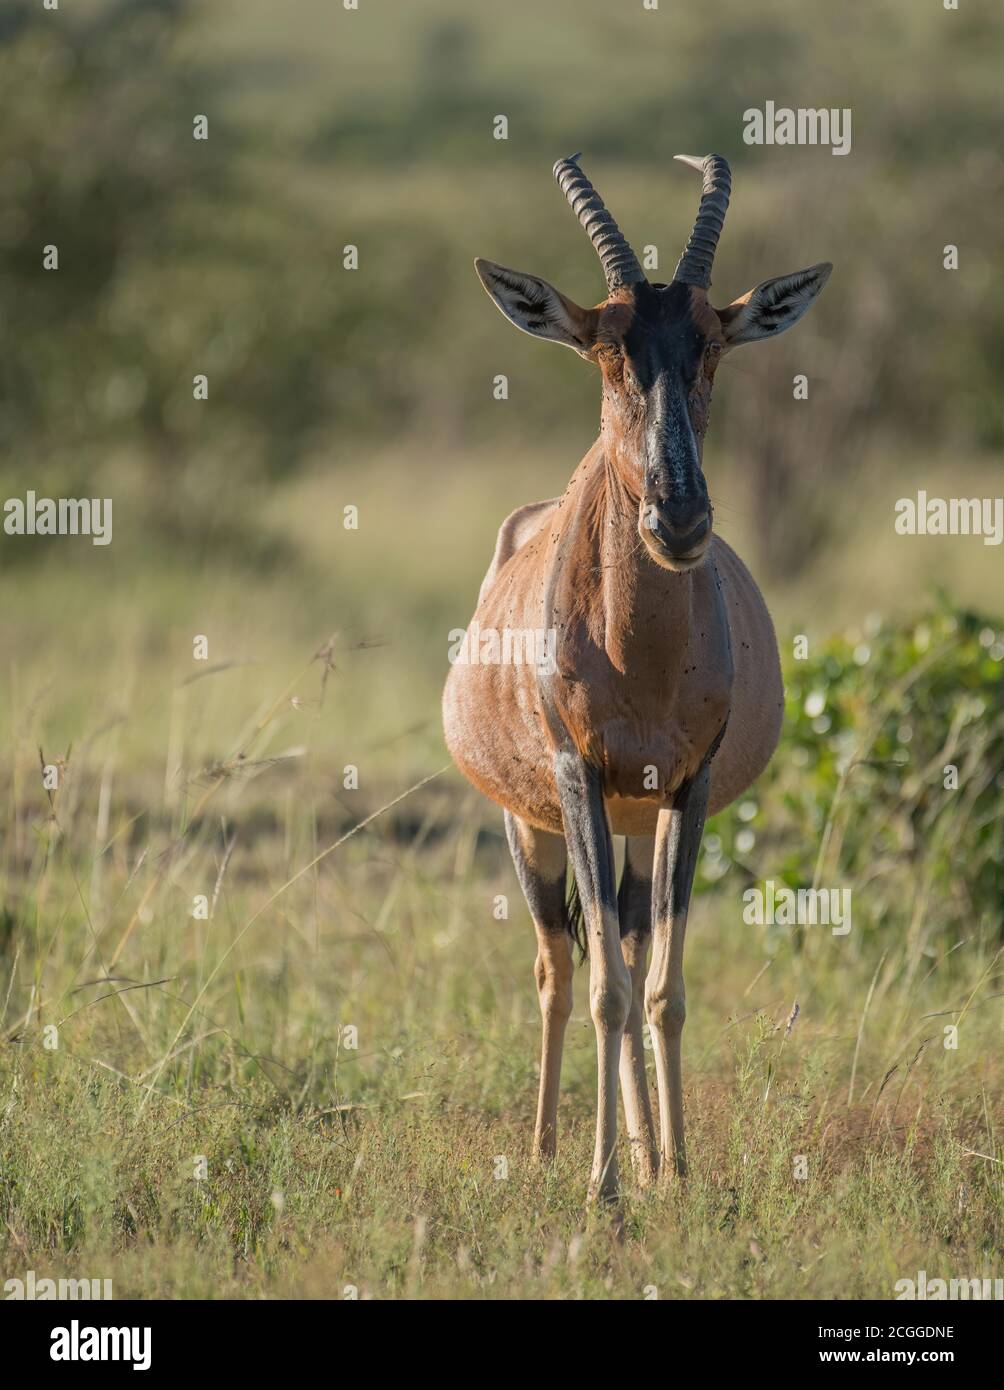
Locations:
704;596;1004;948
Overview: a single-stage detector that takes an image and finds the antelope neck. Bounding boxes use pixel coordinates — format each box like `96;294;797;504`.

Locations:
560;444;704;678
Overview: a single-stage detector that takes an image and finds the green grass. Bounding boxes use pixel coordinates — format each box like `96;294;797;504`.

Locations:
3;815;1001;1298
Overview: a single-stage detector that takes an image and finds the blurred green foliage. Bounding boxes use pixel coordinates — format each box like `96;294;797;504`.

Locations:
706;597;1004;946
0;0;338;561
2;0;1003;576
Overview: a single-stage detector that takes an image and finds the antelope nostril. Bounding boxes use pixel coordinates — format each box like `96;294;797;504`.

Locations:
645;506;710;556
664;497;709;532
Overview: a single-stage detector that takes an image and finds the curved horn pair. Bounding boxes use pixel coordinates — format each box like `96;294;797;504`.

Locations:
552;152;732;293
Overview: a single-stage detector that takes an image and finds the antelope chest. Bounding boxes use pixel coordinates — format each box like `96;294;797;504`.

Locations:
443;645;732;837
544;652;733;803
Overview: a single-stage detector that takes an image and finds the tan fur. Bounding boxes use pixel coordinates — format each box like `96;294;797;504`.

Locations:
443;452;783;833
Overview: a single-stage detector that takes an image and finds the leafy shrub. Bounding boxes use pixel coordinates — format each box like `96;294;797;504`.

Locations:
704;596;1004;948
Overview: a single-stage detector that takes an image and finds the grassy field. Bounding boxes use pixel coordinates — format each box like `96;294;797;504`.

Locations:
3;746;1001;1300
3;462;1002;1302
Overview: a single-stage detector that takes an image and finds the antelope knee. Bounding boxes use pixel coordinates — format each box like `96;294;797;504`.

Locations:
590;968;632;1033
646;988;686;1037
625;987;646;1030
534;953;573;1021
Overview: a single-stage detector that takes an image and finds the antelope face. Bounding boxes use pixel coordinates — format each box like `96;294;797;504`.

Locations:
596;281;723;572
475;153;831;574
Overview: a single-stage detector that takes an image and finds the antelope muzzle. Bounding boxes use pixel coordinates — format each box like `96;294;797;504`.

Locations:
639;492;712;572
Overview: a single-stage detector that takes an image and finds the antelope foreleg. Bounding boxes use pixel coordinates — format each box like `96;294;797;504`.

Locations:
646;764;709;1179
554;752;630;1204
618;835;659;1186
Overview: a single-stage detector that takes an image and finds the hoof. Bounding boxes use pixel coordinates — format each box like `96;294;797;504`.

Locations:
629;1144;660;1189
587;1176;621;1208
657;1149;688;1186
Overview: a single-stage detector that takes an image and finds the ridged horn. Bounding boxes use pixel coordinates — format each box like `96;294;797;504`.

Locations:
552;153;645;292
672;153;732;289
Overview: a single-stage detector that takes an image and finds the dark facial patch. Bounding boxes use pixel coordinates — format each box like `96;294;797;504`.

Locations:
619;282;707;392
597;282;717;520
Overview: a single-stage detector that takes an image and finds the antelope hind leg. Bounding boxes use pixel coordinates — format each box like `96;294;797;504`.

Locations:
504;810;572;1161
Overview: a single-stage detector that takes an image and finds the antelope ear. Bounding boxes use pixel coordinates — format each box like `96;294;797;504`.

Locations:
718;262;832;349
475;258;599;356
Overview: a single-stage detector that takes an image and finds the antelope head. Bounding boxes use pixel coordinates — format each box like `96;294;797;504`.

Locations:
476;154;831;573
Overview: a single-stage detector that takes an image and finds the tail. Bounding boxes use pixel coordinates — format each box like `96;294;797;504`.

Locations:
565;873;588;962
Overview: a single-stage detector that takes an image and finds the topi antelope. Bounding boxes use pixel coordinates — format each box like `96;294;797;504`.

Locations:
443;153;830;1202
